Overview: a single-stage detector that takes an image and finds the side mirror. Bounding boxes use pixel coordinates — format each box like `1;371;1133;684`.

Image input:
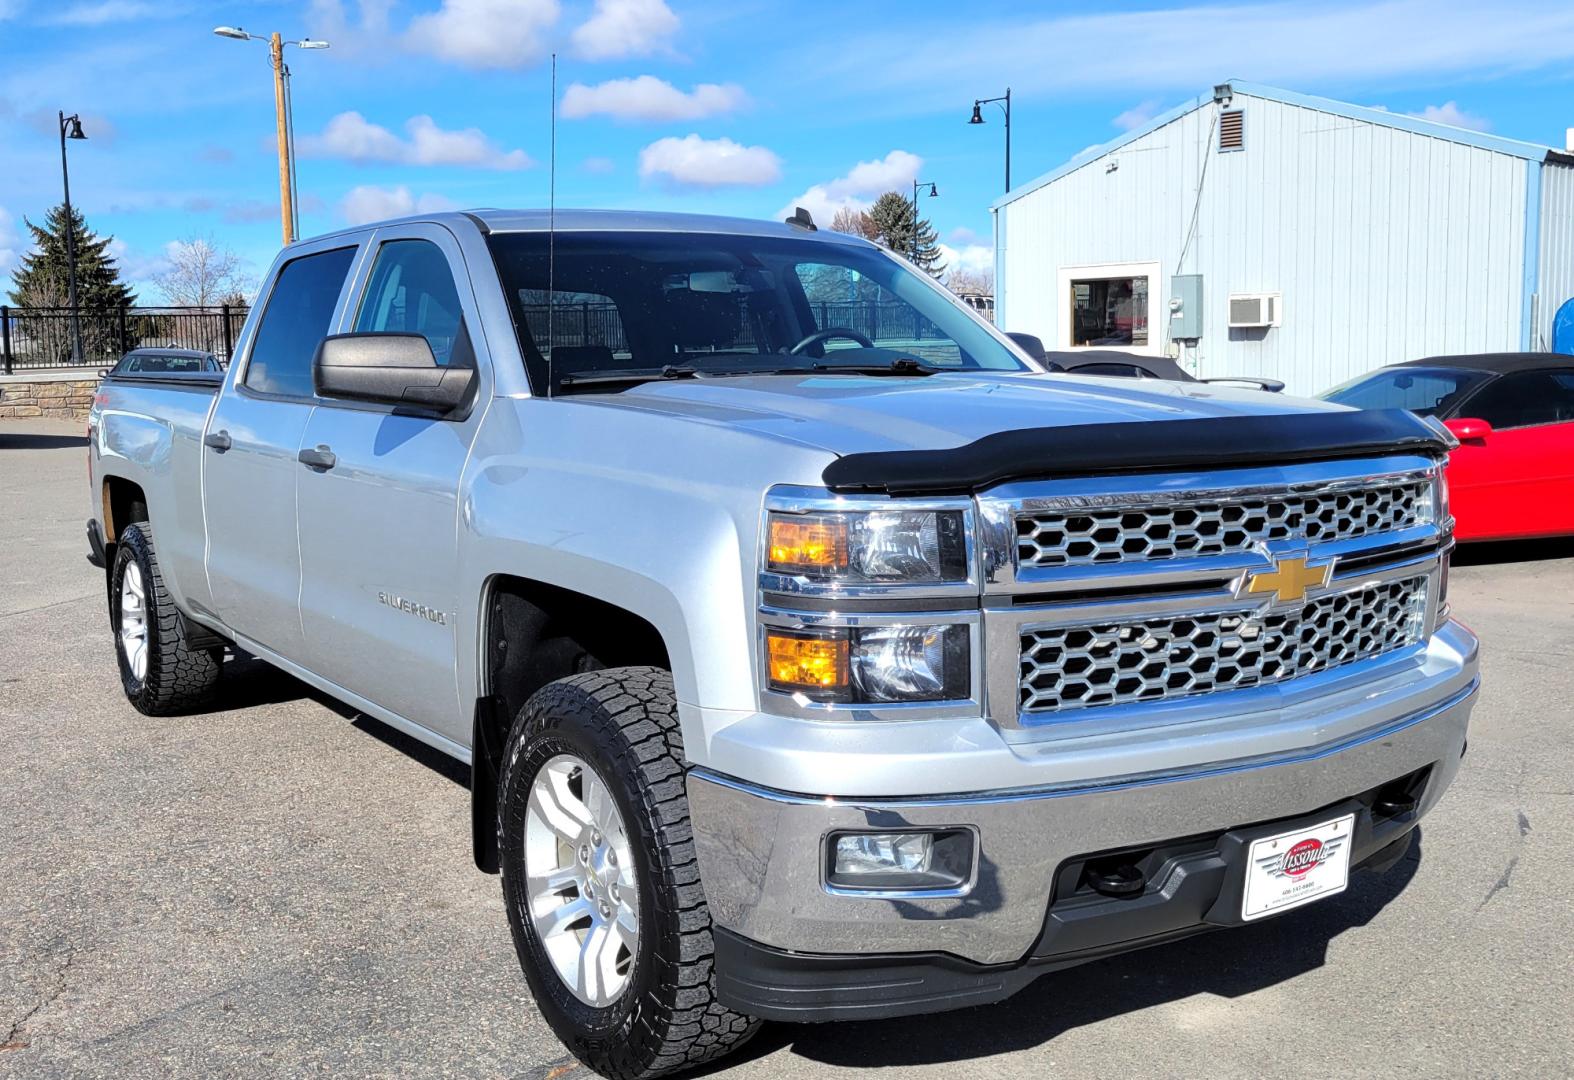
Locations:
313;332;475;414
1005;331;1047;363
1444;417;1492;444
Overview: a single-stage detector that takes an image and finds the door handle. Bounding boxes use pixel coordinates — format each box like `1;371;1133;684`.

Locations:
297;445;337;471
203;429;232;452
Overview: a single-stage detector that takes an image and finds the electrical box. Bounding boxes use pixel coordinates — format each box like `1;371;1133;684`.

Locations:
1169;274;1203;340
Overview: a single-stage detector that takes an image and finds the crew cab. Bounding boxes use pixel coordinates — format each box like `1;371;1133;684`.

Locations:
87;210;1478;1078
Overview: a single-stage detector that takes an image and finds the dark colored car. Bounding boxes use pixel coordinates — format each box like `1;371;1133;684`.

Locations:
1320;352;1574;541
1044;349;1285;392
103;348;223;377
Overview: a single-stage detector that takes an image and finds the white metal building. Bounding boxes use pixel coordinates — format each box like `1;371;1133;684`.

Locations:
993;81;1574;395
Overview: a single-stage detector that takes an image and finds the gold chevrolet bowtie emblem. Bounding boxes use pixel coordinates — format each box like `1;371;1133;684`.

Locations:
1245;557;1333;603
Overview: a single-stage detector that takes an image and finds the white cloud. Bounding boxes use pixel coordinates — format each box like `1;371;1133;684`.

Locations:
937;243;993;275
0;207;25;287
571;0;678;59
1113;99;1164;131
776;149;922;224
407;0;560;70
340;185;457;225
107;237;173;290
1407;101;1491;132
0;0;19;19
949;226;983;246
813;1;1574;114
638;134;781;188
561;76;747;123
300;112;531;170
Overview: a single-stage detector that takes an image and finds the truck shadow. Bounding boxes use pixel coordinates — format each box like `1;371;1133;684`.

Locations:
0;431;89;450
218;652;470;787
724;836;1423;1072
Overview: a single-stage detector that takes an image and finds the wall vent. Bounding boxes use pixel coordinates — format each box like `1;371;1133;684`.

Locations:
1218;109;1245;152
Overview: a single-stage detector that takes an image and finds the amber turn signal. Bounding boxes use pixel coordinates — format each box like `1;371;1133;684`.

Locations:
767;515;848;572
766;631;849;691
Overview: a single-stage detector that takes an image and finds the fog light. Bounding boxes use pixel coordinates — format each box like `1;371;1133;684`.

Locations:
825;829;975;892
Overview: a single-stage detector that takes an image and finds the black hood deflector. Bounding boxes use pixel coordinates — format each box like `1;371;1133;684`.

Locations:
821;408;1447;495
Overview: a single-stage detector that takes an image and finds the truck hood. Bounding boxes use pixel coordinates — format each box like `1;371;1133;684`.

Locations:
576;371;1347;457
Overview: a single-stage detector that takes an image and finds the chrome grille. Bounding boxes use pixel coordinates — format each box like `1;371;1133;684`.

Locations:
1016;478;1432;569
1018;575;1429;714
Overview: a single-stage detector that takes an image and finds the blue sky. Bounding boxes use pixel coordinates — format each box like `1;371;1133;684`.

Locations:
3;0;1574;301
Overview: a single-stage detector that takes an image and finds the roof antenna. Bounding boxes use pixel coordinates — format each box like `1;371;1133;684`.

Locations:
547;51;558;399
784;206;817;231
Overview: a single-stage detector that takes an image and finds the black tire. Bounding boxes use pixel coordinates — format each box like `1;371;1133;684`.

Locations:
498;667;760;1079
110;523;222;715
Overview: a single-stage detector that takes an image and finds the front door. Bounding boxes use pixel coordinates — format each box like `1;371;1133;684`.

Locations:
295;225;490;741
203;242;361;660
1446;368;1574;541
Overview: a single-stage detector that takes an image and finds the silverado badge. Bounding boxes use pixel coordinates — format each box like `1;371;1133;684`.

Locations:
1243;556;1334;603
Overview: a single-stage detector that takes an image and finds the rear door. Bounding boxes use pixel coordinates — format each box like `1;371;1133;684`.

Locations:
1447;368;1574;540
294;224;491;741
203;240;362;659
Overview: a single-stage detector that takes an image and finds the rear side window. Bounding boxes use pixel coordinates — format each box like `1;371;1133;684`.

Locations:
244;246;357;397
353;239;470;366
1459;371;1574;429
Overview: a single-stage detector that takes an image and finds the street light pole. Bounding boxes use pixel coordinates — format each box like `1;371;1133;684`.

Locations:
910;179;939;264
969;87;1012;192
58;111;87;365
214;26;330;246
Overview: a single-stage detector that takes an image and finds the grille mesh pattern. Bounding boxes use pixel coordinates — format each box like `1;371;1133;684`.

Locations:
1019;576;1428;714
1016;479;1431;569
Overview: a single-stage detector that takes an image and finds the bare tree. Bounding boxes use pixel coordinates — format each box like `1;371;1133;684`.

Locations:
153;235;256;307
944;266;995;296
829;206;879;240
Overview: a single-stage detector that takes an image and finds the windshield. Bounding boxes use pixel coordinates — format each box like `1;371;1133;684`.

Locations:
1319;365;1490;416
486;231;1027;393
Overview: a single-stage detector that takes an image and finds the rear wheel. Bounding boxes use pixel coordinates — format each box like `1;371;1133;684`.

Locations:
111;523;222;715
498;667;759;1078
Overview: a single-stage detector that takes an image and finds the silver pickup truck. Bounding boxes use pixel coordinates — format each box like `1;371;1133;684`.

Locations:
87;209;1478;1079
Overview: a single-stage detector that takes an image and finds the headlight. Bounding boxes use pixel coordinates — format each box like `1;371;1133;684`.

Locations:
766;623;971;704
766;509;968;584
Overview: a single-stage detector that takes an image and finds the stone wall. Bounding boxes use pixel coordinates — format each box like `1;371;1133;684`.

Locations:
0;371;100;421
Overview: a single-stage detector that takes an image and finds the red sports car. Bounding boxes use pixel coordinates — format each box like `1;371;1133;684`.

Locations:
1320;353;1574;542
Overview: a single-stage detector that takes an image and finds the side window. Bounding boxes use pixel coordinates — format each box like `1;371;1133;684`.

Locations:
516;290;633;374
794;262;965;367
245;246;357;397
1461;372;1574;429
353;239;470;366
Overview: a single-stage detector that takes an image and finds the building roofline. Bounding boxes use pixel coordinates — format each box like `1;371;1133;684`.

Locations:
993;80;1560;211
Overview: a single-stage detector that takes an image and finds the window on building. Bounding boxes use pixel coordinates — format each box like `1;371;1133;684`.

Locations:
1069;275;1150;347
1459;370;1574;429
244;246;357;397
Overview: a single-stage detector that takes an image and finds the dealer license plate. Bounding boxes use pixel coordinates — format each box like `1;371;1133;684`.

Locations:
1241;813;1355;921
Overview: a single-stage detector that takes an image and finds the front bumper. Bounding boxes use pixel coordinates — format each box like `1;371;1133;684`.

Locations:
689;658;1476;981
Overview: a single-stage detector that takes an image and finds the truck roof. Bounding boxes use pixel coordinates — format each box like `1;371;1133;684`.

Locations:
303;208;876;246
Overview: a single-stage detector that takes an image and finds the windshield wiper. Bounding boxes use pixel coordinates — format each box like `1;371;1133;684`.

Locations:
555;365;703;387
809;357;939;376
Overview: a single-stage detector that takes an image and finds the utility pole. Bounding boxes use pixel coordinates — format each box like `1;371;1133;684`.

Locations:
214;26;329;246
270;33;293;246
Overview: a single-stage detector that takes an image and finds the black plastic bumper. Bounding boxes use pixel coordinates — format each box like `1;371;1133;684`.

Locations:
714;773;1427;1023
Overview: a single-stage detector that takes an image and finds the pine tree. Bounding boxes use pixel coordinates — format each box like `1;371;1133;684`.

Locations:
8;204;136;310
866;191;945;277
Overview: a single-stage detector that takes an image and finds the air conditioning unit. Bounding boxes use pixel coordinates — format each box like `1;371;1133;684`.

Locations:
1228;292;1281;328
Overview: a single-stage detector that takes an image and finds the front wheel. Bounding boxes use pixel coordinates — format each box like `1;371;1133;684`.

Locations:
498;667;759;1079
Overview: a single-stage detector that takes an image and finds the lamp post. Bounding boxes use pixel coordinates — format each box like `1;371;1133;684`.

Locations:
968;87;1011;192
58;111;87;365
213;26;330;246
910;179;939;264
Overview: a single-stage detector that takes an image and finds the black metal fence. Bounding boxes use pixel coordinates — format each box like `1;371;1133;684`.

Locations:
0;305;251;373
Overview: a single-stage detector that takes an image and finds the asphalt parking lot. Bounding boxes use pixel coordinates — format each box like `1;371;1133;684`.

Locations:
3;415;1572;1080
